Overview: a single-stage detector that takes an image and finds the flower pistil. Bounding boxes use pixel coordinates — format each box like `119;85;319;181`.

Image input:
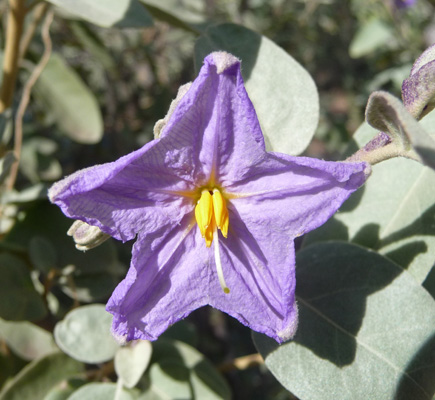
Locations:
195;187;230;294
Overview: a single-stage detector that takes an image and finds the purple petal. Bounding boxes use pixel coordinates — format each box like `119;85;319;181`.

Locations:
227;153;369;239
212;218;298;343
107;210;298;343
107;215;210;341
160;52;267;187
49;140;195;241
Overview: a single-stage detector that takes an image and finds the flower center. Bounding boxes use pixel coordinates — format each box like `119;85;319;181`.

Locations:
195;188;230;294
194;188;229;247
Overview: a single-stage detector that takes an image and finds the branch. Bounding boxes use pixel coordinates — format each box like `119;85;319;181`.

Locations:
0;0;27;113
7;9;54;191
218;353;264;373
19;2;50;60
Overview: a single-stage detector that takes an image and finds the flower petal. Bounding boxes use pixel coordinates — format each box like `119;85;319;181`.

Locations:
49;141;195;241
107;215;212;341
160;52;267;187
211;220;298;343
227;153;369;239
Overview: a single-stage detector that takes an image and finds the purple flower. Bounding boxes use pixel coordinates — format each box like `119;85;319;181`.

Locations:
49;52;369;343
394;0;416;9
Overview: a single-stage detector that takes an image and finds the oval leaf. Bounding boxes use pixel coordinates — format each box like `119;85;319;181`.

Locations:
149;361;191;399
305;118;435;285
46;0;153;28
140;0;207;33
0;253;47;321
254;242;435;400
67;383;135;400
0;319;57;361
34;54;103;144
115;340;152;388
349;18;394;58
195;23;319;155
28;236;57;274
54;304;119;363
151;339;231;400
0;351;83;400
4;202;122;303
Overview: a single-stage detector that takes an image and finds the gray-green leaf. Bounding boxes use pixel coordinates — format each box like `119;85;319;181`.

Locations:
140;0;207;33
195;23;319;156
54;304;119;363
254;242;435;400
46;0;153;28
115;340;152;388
28;236;58;274
151;339;231;400
0;351;84;400
0;319;57;361
349;18;395;58
33;53;103;144
66;383;136;400
305;118;435;286
0;253;47;321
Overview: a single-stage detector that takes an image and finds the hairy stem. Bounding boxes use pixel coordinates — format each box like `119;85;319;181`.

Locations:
0;0;27;113
346;142;420;165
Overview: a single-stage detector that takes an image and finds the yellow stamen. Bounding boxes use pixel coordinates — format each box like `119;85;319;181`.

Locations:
199;189;213;229
212;189;228;237
194;188;230;246
194;187;231;294
194;200;205;237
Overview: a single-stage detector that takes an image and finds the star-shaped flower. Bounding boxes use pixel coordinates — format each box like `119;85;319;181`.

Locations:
49;52;369;343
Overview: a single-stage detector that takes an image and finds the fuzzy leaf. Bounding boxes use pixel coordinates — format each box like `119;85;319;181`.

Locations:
140;0;207;33
254;242;435;400
0;253;47;321
33;54;103;144
349;18;395;58
67;383;135;400
0;319;57;361
115;340;152;388
151;339;231;400
306;114;435;286
54;304;119;364
46;0;153;28
0;351;83;400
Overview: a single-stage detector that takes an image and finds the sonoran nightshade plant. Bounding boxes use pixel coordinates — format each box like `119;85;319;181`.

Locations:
49;52;370;343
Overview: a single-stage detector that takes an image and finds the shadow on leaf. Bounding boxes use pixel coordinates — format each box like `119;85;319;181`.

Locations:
394;332;435;400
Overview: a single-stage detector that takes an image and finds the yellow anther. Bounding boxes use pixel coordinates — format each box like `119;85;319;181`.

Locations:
199;189;213;229
204;224;213;248
212;189;225;227
220;208;229;238
194;201;205;237
195;187;230;247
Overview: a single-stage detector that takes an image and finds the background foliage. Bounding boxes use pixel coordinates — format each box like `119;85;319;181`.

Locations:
0;0;434;399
